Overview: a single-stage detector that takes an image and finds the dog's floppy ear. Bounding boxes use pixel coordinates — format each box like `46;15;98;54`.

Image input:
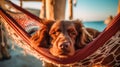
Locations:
74;20;93;49
30;20;54;48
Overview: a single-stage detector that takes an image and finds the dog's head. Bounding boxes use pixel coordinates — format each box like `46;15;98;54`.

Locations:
31;20;100;58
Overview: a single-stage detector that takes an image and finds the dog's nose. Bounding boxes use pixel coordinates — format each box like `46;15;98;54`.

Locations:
59;42;70;49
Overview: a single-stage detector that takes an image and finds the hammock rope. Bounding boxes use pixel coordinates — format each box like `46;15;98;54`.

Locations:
1;23;4;46
0;0;120;66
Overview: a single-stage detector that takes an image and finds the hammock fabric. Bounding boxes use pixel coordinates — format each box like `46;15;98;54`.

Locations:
0;0;120;66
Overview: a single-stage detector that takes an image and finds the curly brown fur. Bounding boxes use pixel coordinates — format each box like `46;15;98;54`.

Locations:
31;20;100;58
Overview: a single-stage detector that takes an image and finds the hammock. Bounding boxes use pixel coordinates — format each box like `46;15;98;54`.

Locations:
0;0;120;67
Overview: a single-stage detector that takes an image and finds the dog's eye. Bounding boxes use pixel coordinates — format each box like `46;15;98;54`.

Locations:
70;31;76;35
51;31;56;34
68;29;76;34
51;29;61;35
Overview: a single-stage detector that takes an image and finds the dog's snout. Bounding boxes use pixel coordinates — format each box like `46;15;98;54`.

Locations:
59;42;70;49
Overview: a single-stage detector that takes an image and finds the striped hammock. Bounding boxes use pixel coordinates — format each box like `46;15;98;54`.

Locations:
0;0;120;67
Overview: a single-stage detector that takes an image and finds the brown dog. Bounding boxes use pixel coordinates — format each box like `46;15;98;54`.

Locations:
31;20;100;58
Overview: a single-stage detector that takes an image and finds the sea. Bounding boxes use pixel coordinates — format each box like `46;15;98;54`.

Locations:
83;21;106;32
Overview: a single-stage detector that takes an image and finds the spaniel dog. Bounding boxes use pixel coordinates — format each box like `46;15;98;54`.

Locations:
31;20;100;58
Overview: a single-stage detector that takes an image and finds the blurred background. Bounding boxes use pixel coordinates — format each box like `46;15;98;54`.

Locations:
10;0;119;31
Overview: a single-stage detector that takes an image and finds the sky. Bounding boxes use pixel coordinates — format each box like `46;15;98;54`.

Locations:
72;0;118;21
11;0;118;21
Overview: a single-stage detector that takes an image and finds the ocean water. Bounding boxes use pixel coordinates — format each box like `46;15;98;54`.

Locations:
83;21;106;32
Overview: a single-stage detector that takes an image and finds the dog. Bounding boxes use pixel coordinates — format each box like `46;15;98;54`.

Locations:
31;20;100;58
